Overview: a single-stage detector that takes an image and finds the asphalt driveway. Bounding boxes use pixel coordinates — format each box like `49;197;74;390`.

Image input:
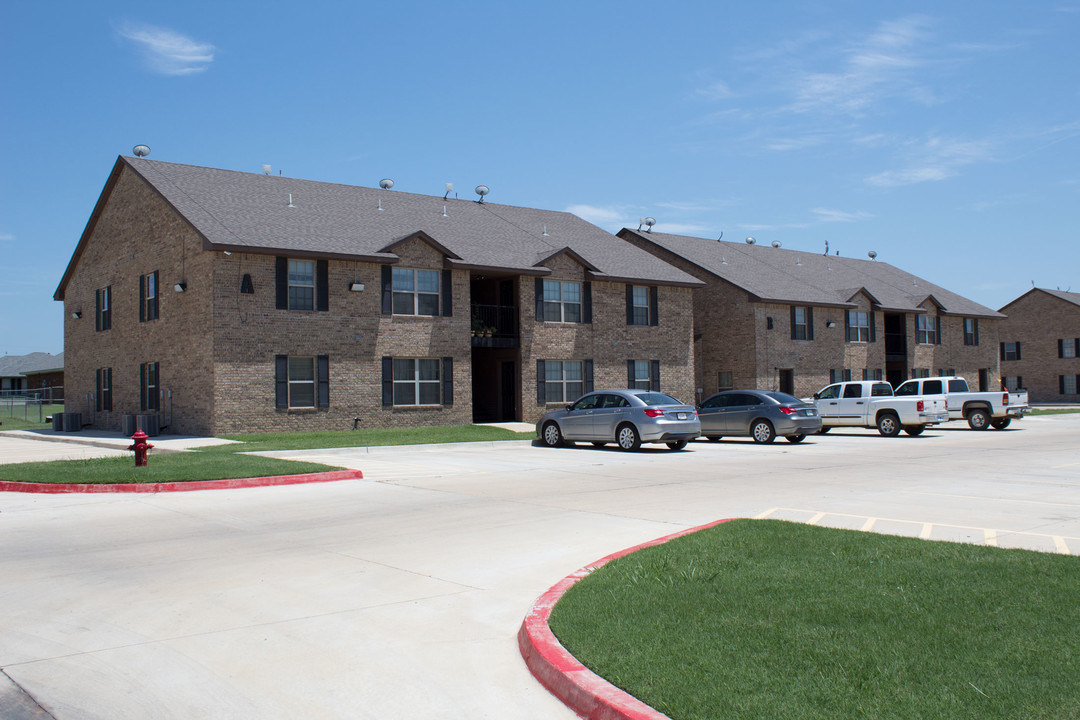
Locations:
1;415;1078;719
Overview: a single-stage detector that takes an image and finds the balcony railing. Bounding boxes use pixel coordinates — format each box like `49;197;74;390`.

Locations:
471;304;518;347
885;332;907;358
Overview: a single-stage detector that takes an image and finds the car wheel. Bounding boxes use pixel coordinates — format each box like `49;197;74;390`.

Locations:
751;420;775;444
967;408;991;431
785;434;805;443
990;417;1011;430
541;421;563;447
877;413;901;437
817;427;831;434
903;426;925;436
591;441;607;447
616;423;641;451
666;439;688;451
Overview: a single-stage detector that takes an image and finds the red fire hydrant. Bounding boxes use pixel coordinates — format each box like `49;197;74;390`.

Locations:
128;429;154;467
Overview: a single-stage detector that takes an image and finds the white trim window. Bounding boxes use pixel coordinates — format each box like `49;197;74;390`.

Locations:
717;371;734;391
393;358;441;406
847;311;869;342
631;360;652;390
1063;375;1077;395
542;281;582;323
288;356;316;408
1063;340;1077;359
916;315;937;344
392;268;440;316
630;286;650;325
544;360;584;403
793;306;809;340
289;260;315;312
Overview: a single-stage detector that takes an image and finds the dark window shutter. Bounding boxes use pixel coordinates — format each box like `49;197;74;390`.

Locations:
535;278;545;321
536;359;546;404
442;357;453;405
934;316;940;345
441;269;453;317
140;363;147;411
276;257;288;310
139;275;146;322
844;311;851;342
1016;342;1021;360
649;286;659;326
381;266;393;315
317;355;329;407
381;356;393;406
1061;375;1066;395
807;307;815;341
1075;338;1080;357
627;360;635;388
96;369;102;411
974;319;979;346
790;306;797;340
275;355;288;409
1060;339;1065;359
626;285;634;325
151;270;159;320
316;260;329;312
651;360;661;392
870;311;877;342
1017;376;1022;389
584;359;594;393
582;282;592;324
95;289;102;331
1000;342;1006;361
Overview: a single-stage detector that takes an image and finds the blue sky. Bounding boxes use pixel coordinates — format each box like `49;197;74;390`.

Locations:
3;1;1078;356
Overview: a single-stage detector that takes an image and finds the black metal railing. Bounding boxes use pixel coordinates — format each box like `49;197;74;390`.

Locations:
471;304;518;346
884;332;907;357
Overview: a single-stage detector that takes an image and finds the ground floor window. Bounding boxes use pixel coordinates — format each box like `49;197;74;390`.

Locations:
275;355;330;409
717;371;733;391
830;369;852;384
96;368;112;412
912;368;930;379
544;360;584;403
1062;375;1078;395
393;358;441;406
628;360;659;391
140;362;159;411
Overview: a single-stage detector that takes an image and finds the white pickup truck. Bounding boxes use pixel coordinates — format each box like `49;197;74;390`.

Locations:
893;376;1030;430
809;380;950;437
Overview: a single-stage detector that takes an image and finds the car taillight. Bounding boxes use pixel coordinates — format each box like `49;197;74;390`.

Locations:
1002;392;1009;406
917;400;924;412
779;406;797;415
944;400;948;411
643;408;665;418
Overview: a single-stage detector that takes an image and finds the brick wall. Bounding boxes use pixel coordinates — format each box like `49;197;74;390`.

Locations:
999;291;1080;402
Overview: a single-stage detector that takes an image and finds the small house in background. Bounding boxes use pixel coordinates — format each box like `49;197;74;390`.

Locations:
0;352;64;402
619;228;1003;400
998;288;1080;402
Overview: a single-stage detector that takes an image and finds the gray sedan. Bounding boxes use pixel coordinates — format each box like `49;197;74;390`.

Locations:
698;390;822;444
536;389;701;451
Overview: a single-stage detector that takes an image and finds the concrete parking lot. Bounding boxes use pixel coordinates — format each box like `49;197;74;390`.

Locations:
1;414;1078;719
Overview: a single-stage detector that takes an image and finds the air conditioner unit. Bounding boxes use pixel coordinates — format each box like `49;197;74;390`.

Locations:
122;413;161;437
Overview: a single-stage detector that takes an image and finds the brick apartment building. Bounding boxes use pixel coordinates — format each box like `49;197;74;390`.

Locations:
619;229;1003;400
54;156;701;435
998;288;1080;402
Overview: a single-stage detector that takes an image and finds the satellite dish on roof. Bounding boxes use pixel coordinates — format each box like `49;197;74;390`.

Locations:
643;217;656;232
132;144;151;157
475;185;490;203
745;236;756;245
379;178;394;190
868;250;878;260
771;240;782;248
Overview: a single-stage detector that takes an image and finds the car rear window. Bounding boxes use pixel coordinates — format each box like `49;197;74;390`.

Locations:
872;383;894;396
764;391;802;404
636;393;681;406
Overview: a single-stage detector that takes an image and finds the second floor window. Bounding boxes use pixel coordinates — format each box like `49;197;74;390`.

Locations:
964;318;979;346
847;311;869;342
916;315;937;344
792;306;810;340
95;286;111;331
1001;342;1021;361
392;268;440;316
140;271;159;322
289;260;315;311
543;280;582;323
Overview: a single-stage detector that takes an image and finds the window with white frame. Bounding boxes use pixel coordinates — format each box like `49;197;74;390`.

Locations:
912;368;930;379
916;315;937;344
793;306;809;340
630;286;650;325
1002;342;1020;361
847;311;869;342
1062;340;1077;359
392;268;440;316
96;368;112;412
630;360;652;390
393;358;441;406
286;356;316;408
544;360;584;403
717;371;734;391
964;318;979;346
96;286;111;331
288;260;315;312
140;271;158;321
542;281;582;323
141;361;159;411
1063;375;1077;395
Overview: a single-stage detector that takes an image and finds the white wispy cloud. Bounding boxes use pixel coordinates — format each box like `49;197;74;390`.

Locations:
117;23;215;76
565;204;630;228
696;80;735;101
0;233;14;242
865;135;994;187
811;208;875;223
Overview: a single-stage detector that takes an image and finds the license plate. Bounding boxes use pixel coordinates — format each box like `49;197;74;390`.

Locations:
677;413;687;420
802;409;817;416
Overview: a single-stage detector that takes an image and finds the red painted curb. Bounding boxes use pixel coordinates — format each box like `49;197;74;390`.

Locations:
0;469;363;494
518;519;733;720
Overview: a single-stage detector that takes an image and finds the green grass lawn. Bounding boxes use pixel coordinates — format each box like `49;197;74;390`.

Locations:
0;424;534;484
549;519;1080;720
1030;407;1080;415
0;404;65;431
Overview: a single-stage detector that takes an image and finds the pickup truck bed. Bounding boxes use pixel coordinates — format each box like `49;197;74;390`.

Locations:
894;376;1030;430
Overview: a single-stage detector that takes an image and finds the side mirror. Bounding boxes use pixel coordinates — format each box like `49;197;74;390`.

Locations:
565;404;574;411
813;392;820;400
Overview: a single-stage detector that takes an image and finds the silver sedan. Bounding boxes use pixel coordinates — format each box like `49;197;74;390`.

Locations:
536;389;701;451
698;390;822;444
